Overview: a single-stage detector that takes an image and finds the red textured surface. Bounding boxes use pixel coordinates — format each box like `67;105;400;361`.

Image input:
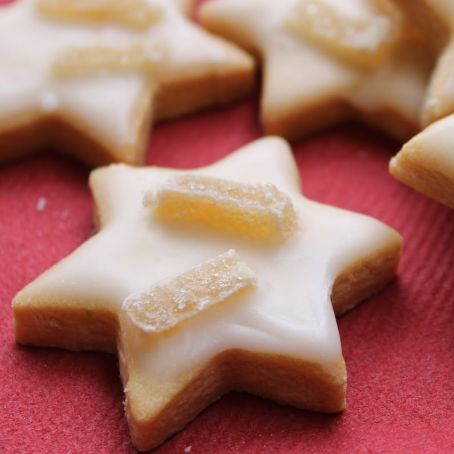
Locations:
1;1;454;453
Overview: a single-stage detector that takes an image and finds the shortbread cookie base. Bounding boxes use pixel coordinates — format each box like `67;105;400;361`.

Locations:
264;100;419;143
332;240;401;315
119;344;347;451
155;69;253;120
0;69;253;167
0;113;149;167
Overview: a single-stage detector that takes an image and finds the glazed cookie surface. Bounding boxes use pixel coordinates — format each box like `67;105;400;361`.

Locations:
0;0;253;166
13;137;402;451
200;0;432;141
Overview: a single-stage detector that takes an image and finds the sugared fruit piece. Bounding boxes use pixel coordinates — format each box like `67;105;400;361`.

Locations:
145;175;298;241
37;0;160;30
53;45;163;78
122;250;257;333
286;0;398;68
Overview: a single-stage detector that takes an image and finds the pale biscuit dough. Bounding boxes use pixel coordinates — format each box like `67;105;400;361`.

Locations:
13;137;402;451
0;0;254;166
200;0;432;141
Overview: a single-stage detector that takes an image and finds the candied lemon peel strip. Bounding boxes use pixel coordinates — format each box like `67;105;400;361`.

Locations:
36;0;160;30
122;250;257;333
53;44;164;78
145;174;298;242
286;0;399;68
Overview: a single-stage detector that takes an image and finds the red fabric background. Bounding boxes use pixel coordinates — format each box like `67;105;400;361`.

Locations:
1;1;454;452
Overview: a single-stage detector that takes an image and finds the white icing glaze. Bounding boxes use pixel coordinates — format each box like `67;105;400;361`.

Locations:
0;0;249;150
349;44;430;119
201;0;430;126
18;137;401;378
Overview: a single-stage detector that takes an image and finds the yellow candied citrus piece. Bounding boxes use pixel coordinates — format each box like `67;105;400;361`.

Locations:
286;0;399;68
145;174;298;242
122;250;257;333
36;0;160;30
53;44;163;79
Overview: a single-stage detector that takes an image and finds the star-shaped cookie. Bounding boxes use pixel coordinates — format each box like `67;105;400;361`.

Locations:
200;0;431;141
389;0;454;208
13;137;402;450
0;0;253;166
390;115;454;209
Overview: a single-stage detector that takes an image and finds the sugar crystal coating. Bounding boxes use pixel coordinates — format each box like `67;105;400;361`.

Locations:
286;0;397;68
53;45;164;78
36;0;160;30
122;250;256;333
145;175;298;241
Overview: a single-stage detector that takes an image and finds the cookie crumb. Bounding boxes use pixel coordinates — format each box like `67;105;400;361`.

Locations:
184;446;192;453
36;197;47;212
